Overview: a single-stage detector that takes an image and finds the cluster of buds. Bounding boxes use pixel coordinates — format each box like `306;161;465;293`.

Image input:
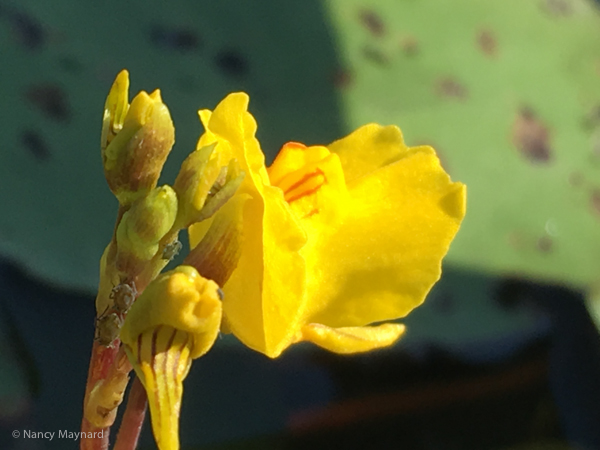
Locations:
81;71;244;450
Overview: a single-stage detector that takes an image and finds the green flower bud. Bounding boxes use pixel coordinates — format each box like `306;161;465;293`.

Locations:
173;143;245;228
116;185;178;261
101;70;175;205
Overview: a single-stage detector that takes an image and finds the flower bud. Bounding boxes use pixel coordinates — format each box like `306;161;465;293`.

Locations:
116;185;178;261
120;265;222;357
173;143;244;228
185;193;248;286
101;70;175;205
120;266;223;450
195;158;245;223
101;70;129;151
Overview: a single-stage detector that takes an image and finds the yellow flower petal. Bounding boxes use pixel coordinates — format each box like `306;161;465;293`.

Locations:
268;142;349;224
197;93;269;187
300;323;405;354
126;326;192;450
189;93;466;358
268;142;331;187
190;94;307;358
220;174;307;358
305;147;466;328
101;69;129;152
327;124;410;183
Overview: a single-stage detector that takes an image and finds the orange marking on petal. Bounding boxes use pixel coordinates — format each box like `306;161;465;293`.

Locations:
286;184;324;204
283;169;327;203
150;327;162;432
282;141;306;150
282;168;325;196
303;208;320;219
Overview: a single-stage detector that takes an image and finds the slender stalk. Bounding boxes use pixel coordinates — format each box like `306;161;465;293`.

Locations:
79;211;180;449
114;377;148;450
81;344;133;450
80;342;120;450
79;419;110;450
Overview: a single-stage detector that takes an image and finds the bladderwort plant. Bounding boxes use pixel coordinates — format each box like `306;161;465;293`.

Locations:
79;70;466;450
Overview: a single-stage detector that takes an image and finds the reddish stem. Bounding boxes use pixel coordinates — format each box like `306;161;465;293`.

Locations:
80;341;120;450
80;418;110;450
114;377;148;450
79;212;178;449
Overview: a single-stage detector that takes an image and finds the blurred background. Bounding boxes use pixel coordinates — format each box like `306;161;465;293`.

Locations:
1;0;600;449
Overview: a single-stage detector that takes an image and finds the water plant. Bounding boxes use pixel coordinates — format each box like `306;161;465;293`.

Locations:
79;70;465;450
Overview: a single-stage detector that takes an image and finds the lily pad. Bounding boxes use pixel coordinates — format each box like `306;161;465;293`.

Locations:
326;0;600;288
0;0;344;291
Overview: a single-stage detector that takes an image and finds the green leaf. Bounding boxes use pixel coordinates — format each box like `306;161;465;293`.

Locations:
327;0;600;287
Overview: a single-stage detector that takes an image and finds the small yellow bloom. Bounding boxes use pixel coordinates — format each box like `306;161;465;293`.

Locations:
189;93;466;358
120;266;222;450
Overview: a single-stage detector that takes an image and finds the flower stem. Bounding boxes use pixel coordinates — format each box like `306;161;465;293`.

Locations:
114;377;148;450
80;342;120;450
80;343;133;450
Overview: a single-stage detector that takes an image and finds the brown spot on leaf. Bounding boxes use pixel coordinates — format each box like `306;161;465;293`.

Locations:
24;83;70;122
331;68;352;89
511;107;552;163
591;189;600;216
582;105;600;130
4;7;46;50
400;35;419;56
541;0;573;17
477;29;497;57
537;236;553;253
149;24;202;51
435;77;468;100
590;132;600;166
214;50;249;78
362;45;389;65
20;129;50;161
568;171;584;188
359;9;385;37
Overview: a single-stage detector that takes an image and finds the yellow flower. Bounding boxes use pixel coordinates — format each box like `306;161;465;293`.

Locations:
189;93;466;358
120;266;222;450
